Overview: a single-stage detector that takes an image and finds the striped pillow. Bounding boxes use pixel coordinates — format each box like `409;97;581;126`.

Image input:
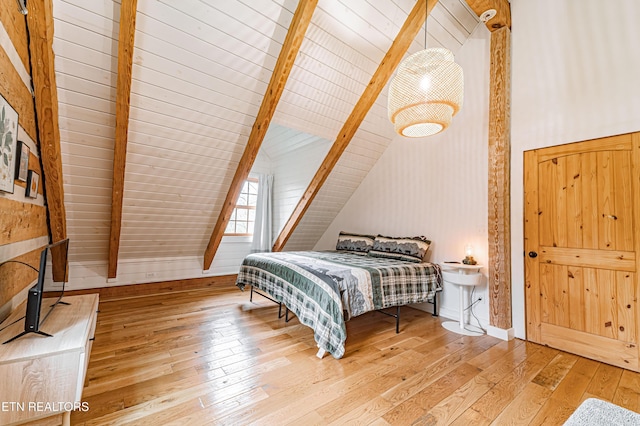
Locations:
335;231;376;253
367;235;431;263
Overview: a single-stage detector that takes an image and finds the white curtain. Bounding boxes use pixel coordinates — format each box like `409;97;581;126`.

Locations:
251;174;274;252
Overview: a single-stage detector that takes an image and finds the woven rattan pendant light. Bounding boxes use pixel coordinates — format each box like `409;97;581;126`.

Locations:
388;0;463;137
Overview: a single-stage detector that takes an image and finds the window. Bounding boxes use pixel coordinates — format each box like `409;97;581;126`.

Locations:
224;178;258;236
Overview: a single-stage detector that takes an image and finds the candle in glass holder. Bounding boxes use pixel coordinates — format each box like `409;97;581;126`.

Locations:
462;244;477;265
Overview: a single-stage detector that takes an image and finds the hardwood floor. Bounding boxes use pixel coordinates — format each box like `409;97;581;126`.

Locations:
72;285;640;425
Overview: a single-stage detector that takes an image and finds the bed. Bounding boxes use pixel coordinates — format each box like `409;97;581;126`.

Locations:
235;234;442;359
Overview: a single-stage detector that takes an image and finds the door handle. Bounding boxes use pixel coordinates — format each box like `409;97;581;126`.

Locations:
528;251;538;258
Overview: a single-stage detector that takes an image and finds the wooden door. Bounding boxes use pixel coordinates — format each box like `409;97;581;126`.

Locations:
524;132;640;371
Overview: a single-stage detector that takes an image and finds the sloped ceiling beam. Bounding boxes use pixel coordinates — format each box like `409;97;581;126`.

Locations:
203;0;318;270
271;0;435;252
26;0;67;280
108;0;138;279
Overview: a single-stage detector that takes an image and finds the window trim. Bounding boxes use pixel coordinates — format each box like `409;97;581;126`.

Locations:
223;177;259;237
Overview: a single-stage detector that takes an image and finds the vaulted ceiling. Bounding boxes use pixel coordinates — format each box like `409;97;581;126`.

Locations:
51;0;481;268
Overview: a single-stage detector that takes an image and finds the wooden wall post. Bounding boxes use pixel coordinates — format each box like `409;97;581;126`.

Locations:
487;26;512;330
465;0;512;333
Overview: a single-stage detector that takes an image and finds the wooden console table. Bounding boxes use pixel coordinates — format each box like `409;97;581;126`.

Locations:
0;294;99;426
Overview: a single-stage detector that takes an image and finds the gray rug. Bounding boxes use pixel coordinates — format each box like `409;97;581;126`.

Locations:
564;398;640;425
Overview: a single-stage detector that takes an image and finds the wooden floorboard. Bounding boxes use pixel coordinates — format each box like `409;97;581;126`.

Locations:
72;285;640;425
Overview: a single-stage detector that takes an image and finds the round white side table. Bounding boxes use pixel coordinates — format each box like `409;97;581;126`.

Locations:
440;263;484;336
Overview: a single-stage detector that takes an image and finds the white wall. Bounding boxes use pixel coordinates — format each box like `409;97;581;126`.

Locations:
45;129;334;291
315;23;491;327
47;146;272;291
315;0;640;338
271;140;331;238
510;0;640;338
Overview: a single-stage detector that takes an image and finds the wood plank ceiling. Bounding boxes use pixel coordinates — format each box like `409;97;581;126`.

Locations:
51;0;480;266
203;0;318;270
273;0;436;253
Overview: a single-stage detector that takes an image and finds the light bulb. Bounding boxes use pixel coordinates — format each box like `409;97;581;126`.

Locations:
464;244;473;257
419;75;431;91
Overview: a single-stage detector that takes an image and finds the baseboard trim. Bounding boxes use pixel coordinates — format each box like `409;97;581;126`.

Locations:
43;274;239;301
487;325;515;341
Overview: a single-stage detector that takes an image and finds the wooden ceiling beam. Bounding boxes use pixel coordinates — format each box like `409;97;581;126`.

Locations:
26;0;67;280
203;0;318;270
465;0;511;31
108;0;138;279
271;0;436;252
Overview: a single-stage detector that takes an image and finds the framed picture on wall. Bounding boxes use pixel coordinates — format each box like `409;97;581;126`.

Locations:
15;141;29;182
0;94;19;194
26;170;39;199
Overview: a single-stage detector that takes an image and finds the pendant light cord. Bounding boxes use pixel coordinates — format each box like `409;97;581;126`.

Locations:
424;0;428;49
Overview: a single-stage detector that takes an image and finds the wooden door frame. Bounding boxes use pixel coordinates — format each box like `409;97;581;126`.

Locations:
523;148;541;342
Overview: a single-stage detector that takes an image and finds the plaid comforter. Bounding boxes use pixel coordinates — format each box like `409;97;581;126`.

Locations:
236;251;442;359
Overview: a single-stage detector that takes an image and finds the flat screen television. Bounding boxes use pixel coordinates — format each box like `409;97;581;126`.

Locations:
3;238;69;344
